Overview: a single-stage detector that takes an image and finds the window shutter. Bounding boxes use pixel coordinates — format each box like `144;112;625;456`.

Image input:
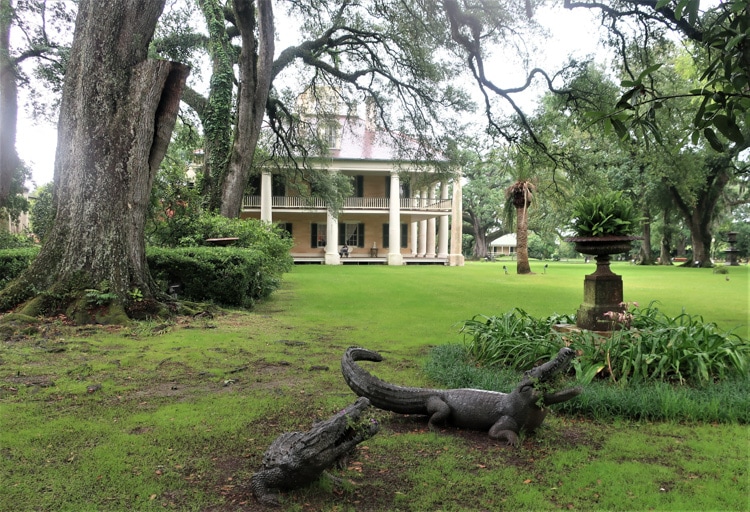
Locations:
358;224;365;247
401;223;408;248
310;223;317;248
338;223;345;245
383;224;389;248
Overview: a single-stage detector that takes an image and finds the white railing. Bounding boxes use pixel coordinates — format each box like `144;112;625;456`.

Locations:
242;195;326;209
344;197;389;209
242;195;452;212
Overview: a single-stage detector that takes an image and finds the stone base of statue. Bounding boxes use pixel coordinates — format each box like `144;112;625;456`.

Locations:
567;236;640;331
576;259;624;331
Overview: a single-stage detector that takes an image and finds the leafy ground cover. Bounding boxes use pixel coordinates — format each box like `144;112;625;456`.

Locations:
1;262;748;510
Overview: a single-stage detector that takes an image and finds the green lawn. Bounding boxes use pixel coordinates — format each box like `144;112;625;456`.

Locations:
1;261;747;511
285;261;749;343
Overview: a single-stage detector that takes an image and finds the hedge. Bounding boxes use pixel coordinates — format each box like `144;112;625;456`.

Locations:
147;246;285;307
0;245;289;308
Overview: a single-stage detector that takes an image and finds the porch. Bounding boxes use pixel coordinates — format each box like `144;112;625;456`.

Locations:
293;254;448;265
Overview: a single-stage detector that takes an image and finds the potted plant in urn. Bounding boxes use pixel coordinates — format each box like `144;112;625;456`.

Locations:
566;191;642;331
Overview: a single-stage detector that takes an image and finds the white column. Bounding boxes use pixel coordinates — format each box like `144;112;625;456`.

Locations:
449;174;465;266
387;172;403;265
324;210;340;265
260;171;273;222
418;188;427;257
426;184;437;258
438;182;449;258
411;221;418;256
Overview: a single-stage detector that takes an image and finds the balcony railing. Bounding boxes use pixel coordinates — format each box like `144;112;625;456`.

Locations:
242;195;452;212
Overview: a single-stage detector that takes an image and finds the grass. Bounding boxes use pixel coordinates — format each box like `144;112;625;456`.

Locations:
287;261;749;340
1;261;748;511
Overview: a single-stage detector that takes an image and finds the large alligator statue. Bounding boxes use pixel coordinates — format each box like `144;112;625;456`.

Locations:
342;347;582;447
251;397;379;507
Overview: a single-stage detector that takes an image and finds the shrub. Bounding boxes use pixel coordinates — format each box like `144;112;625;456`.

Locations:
146;213;293;281
0;247;40;287
592;303;750;385
460;308;574;370
459;304;749;385
0;231;37;249
147;246;285;307
426;345;750;423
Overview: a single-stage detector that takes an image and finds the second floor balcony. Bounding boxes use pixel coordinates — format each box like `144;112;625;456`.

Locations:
242;195;452;213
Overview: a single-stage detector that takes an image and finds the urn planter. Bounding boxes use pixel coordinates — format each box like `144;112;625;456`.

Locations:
566;235;640;331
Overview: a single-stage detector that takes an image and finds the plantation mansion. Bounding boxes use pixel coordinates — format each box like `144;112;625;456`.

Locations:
239;111;464;266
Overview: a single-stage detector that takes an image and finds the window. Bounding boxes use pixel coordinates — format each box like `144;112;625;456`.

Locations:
320;123;340;149
338;223;365;247
351;175;364;197
247;174;285;196
277;222;293;238
272;175;286;196
310;223;327;248
248;174;261;195
383;223;408;249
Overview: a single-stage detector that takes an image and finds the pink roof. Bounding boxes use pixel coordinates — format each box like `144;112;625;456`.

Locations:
331;117;401;161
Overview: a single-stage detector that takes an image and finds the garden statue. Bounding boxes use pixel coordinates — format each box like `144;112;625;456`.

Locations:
251;397;379;507
566;191;641;331
342;346;582;447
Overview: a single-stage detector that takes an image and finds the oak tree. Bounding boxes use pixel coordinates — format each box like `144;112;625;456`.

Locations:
0;0;188;319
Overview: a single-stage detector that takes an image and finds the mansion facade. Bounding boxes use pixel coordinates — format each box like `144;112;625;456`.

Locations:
239;115;464;266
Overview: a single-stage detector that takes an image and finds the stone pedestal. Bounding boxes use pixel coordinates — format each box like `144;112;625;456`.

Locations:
576;254;625;331
725;231;740;266
567;236;639;332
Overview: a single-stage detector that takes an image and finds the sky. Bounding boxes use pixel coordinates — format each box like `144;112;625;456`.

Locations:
15;4;605;190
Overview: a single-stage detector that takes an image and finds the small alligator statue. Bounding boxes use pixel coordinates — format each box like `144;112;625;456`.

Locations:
341;347;582;447
251;397;379;507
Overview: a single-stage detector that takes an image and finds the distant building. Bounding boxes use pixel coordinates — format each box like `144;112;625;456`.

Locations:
489;233;516;256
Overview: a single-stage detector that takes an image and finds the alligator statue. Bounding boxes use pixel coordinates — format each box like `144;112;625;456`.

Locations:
341;346;582;447
251;397;379;507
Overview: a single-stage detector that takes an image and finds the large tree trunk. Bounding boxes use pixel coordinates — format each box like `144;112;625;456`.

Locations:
685;210;714;268
638;205;654;265
667;156;732;268
0;0;21;206
468;213;487;258
0;0;188;320
516;205;532;274
219;0;274;218
659;207;673;265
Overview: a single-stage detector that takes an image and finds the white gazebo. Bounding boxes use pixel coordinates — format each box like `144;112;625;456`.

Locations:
489;233;516;256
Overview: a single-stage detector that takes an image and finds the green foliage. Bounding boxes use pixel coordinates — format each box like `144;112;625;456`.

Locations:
604;302;750;384
460;308;573;370
0;247;40;288
569;190;639;236
29;183;54;242
83;282;119;307
459;303;749;386
0;231;36;249
600;1;750;152
147;246;288;307
427;344;750;423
